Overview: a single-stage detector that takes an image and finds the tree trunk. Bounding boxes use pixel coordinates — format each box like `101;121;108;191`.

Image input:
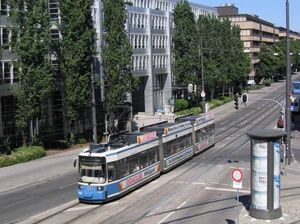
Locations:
210;88;214;99
22;129;27;147
222;85;225;96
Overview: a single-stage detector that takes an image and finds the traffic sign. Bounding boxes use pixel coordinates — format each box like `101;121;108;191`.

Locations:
232;168;243;189
232;168;243;182
201;90;206;98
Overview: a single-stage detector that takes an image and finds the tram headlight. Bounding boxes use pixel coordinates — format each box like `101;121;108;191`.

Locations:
97;186;103;191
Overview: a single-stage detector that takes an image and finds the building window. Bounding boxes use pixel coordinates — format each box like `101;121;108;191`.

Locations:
1;0;8;16
244;42;251;48
1;28;10;47
0;63;2;84
1;95;16;136
50;29;59;40
49;0;59;22
241;30;251;36
4;62;11;84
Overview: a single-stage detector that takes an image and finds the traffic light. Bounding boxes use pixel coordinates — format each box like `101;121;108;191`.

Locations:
234;94;239;110
241;93;248;106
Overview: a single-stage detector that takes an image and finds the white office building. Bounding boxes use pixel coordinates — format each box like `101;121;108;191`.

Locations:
0;0;217;138
93;0;217;114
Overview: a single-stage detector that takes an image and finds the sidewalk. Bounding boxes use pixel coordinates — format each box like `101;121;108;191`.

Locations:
133;77;288;128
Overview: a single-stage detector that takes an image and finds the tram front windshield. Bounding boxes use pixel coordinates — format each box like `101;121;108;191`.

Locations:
79;156;106;184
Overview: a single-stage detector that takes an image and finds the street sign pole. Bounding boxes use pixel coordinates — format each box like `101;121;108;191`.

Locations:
232;168;243;224
237;189;239;224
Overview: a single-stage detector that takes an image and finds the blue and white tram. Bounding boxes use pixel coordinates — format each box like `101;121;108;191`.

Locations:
142;121;194;172
176;113;215;154
77;132;160;203
75;113;215;203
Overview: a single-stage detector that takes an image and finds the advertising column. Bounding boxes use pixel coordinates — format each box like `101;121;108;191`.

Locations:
252;139;268;210
247;129;285;220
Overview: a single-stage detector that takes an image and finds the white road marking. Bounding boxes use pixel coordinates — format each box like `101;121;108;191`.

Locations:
230;167;250;171
58;182;76;190
64;205;98;212
250;218;257;222
192;182;205;185
204;186;250;194
157;201;186;224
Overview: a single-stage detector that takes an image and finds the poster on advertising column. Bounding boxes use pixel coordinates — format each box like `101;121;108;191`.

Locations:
252;139;268;210
273;141;281;209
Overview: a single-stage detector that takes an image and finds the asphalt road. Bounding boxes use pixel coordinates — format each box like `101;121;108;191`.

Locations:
0;172;77;224
0;76;296;224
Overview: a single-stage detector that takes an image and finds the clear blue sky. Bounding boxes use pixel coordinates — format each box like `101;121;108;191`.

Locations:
191;0;300;32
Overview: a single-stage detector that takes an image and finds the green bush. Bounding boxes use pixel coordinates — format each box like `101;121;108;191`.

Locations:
174;99;189;112
0;146;46;167
176;106;202;116
77;138;87;144
264;79;272;86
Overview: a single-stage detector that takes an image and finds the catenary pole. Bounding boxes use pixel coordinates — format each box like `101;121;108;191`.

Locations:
286;0;292;165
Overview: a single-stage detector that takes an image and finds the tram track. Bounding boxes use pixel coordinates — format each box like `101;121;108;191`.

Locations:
109;93;283;224
29;91;285;224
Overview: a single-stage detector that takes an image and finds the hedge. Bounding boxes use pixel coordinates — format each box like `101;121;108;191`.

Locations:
0;146;46;167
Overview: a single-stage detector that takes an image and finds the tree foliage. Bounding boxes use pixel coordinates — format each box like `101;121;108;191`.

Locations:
257;39;300;83
102;0;138;114
197;15;250;97
59;0;95;123
9;0;54;145
173;0;199;87
173;2;250;99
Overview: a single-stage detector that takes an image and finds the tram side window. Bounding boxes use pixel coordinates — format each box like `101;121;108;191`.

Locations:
165;143;172;157
174;139;181;153
185;134;192;147
165;134;192;157
211;124;215;135
196;130;201;143
118;158;129;179
107;162;117;182
129;155;139;173
149;147;159;164
180;136;185;150
139;150;149;169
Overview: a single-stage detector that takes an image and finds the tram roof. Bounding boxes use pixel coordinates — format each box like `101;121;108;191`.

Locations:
83;131;158;153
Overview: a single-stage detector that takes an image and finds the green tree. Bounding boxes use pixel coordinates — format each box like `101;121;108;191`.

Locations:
228;25;250;93
9;0;54;145
257;41;286;83
173;0;199;87
102;0;138;127
59;0;95;139
197;16;250;98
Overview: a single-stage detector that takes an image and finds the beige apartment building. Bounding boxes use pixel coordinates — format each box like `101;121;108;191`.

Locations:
278;27;300;40
216;5;280;84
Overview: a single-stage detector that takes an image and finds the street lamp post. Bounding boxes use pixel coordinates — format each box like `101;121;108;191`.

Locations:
200;37;205;113
286;0;292;165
